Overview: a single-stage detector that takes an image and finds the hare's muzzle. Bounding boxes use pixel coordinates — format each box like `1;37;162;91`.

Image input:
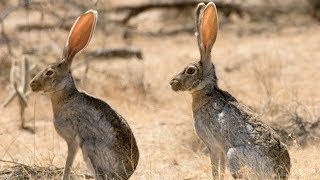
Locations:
30;80;41;92
170;78;181;91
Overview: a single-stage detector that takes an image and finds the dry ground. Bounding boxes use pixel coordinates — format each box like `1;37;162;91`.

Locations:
0;1;320;179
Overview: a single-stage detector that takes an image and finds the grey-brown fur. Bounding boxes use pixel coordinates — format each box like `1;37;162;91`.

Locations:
170;2;290;179
30;10;139;180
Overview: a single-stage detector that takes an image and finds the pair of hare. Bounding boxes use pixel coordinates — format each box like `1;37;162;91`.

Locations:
30;2;290;180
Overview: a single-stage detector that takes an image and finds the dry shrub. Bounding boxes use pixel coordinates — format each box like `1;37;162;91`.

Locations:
0;161;92;180
249;55;320;147
271;102;320;147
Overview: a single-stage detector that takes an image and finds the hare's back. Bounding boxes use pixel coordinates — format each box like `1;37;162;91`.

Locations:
72;93;138;150
76;93;139;166
247;121;291;174
230;102;291;175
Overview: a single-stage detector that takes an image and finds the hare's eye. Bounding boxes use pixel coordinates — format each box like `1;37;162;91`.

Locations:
186;67;196;75
45;70;53;76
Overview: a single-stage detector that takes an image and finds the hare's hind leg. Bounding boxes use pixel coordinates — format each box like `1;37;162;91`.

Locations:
82;140;108;180
226;148;243;179
208;146;225;179
82;140;127;180
227;146;272;179
219;151;226;179
273;145;291;180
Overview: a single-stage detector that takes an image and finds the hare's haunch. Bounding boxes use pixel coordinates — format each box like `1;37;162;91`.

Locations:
170;2;290;179
30;10;139;180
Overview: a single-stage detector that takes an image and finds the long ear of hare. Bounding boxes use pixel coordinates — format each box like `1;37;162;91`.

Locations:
196;2;218;70
195;3;206;57
62;10;98;68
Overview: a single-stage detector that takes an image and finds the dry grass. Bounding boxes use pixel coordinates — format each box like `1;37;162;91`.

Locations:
0;1;320;179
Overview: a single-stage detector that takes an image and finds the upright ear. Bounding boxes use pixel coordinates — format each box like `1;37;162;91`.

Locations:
201;3;218;53
197;2;218;65
62;10;98;68
195;3;206;57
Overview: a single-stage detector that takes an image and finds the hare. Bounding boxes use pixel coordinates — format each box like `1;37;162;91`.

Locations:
30;10;139;180
170;2;290;179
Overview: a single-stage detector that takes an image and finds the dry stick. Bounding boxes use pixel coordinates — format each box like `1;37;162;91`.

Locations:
0;130;22;162
76;47;142;85
65;0;88;12
0;1;41;55
2;57;34;133
14;8;78;32
0;25;13;55
14;83;27;129
86;48;143;60
0;4;20;24
2;92;17;108
1;19;4;34
0;159;28;167
16;23;56;31
113;0;243;24
9;58;16;85
0;0;42;23
2;59;18;108
124;24;194;38
21;56;29;93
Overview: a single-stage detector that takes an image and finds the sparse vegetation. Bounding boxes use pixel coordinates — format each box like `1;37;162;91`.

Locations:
0;0;319;179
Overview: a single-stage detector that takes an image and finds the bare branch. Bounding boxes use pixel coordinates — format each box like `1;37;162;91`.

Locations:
21;56;29;93
2;92;17;108
14;83;27;107
0;4;20;24
86;48;143;60
0;0;42;23
124;24;194;37
113;0;243;24
3;56;32;132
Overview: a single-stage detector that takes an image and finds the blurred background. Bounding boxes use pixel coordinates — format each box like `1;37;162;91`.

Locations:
0;0;319;179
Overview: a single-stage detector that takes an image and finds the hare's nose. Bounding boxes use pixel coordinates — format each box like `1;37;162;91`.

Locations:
170;79;181;91
30;80;40;91
170;79;178;85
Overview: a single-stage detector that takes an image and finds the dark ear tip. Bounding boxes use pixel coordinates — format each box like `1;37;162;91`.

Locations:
197;2;205;7
86;9;98;16
196;3;206;12
196;3;206;24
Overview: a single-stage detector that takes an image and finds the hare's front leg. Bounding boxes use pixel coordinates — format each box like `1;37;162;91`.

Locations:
209;149;225;179
218;151;226;179
226;148;242;179
62;140;79;180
